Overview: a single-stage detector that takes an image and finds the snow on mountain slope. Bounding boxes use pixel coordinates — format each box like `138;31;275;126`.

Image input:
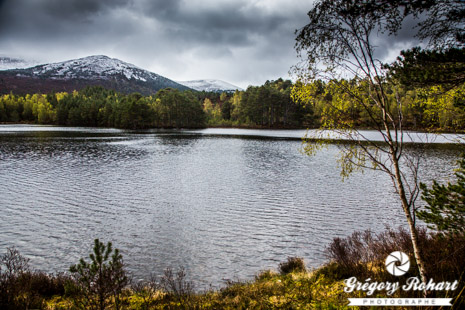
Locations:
177;79;243;92
2;55;242;93
0;56;40;70
0;55;190;94
26;55;160;82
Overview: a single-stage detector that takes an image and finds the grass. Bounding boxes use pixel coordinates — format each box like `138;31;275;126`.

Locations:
44;268;349;310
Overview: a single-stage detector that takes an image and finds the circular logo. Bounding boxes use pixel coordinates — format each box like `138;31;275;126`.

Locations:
385;251;410;276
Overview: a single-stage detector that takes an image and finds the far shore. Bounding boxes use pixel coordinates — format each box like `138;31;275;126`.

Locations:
2;121;465;135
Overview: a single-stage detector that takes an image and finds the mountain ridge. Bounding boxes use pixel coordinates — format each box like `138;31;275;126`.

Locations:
0;55;242;94
0;55;189;95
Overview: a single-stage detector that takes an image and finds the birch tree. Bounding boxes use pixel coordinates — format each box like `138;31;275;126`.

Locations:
293;0;431;288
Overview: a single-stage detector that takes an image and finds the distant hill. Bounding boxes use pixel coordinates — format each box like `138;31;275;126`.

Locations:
0;55;190;95
177;79;243;92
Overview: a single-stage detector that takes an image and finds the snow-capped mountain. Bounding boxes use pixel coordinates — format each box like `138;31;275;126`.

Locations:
0;55;243;95
177;79;243;92
0;55;189;95
28;55;160;82
0;56;40;70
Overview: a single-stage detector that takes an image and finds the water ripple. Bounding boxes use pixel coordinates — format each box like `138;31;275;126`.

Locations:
0;126;461;288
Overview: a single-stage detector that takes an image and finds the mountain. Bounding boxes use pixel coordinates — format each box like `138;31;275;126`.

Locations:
0;56;40;70
177;79;243;92
0;55;190;95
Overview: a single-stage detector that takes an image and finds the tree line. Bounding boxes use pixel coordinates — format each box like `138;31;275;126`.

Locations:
1;76;464;131
0;79;313;129
0;87;205;129
292;78;465;131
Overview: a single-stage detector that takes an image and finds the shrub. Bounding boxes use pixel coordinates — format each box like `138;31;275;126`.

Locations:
0;247;70;309
255;269;277;281
278;257;306;274
160;266;195;307
0;247;31;309
325;226;465;303
312;261;356;281
29;271;69;298
325;227;421;279
130;274;160;310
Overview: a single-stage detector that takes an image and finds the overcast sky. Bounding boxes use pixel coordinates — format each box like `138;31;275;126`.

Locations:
0;0;419;89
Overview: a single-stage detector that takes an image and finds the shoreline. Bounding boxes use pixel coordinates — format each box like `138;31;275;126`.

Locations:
1;121;465;134
2;228;463;309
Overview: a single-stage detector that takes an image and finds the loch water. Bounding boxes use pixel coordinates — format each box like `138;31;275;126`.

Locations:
0;125;461;287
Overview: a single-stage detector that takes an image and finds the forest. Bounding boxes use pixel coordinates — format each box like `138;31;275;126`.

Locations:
1;76;464;131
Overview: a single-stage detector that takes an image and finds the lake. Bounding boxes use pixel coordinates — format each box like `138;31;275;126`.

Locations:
0;125;462;288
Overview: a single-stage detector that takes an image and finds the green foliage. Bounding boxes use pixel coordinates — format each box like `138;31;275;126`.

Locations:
203;97;222;125
2;81;465;131
293;0;465;131
0;86;208;129
386;47;465;90
68;239;129;310
418;155;465;235
153;88;205;128
212;265;347;310
229;78;313;128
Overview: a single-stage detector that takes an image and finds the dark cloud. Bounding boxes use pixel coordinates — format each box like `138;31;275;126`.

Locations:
0;0;421;88
0;0;130;34
42;0;105;20
135;0;291;48
141;0;182;19
372;14;424;63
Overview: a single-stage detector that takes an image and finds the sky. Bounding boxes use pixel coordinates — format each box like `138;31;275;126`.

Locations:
0;0;419;89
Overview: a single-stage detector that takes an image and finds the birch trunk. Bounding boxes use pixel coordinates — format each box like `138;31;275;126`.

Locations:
392;151;428;297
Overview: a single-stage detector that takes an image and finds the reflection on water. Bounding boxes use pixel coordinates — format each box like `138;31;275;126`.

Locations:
0;125;462;288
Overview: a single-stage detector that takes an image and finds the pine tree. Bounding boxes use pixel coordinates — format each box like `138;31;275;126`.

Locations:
69;239;128;310
418;156;465;235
